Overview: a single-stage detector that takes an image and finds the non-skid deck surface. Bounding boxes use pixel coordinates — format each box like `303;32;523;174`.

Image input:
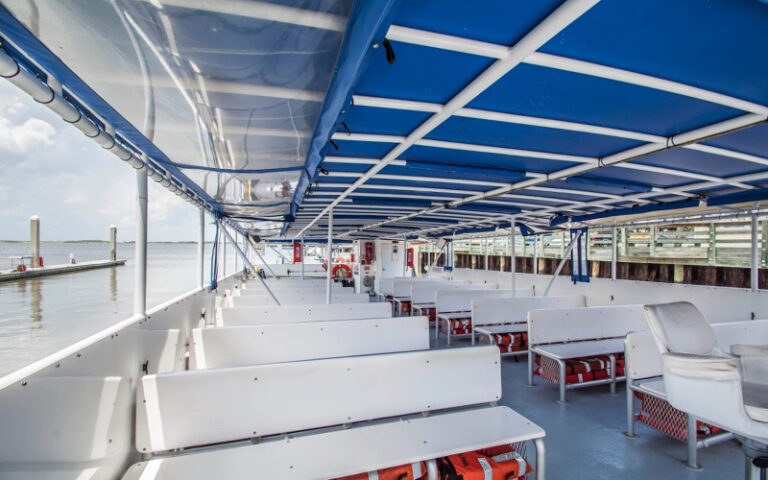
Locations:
433;337;742;479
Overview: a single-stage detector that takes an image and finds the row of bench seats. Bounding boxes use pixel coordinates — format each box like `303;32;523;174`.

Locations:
122;277;546;479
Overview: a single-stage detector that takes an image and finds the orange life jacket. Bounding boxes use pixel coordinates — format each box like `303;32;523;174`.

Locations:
437;445;532;480
336;461;427;480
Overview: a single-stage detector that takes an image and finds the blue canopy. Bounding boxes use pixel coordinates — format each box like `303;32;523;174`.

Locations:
1;0;767;239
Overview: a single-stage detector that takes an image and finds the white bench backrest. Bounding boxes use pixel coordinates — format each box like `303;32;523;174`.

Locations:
191;316;429;369
436;289;530;313
626;319;768;381
220;303;392;326
472;295;585;326
136;346;501;453
411;282;471;304
528;304;646;346
393;278;456;297
232;293;370;307
238;286;354;296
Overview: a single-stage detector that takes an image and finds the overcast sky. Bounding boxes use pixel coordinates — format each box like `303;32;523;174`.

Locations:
0;80;210;242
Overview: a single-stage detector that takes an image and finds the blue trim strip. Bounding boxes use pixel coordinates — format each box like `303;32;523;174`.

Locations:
289;0;404;221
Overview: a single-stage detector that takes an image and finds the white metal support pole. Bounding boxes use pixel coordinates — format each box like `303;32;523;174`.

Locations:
510;218;516;295
533;235;539;275
484;237;489;271
544;231;582;297
452;231;456;270
219;221;280;305
403;237;408;276
751;215;759;291
611;226;617;281
232;231;239;273
198;208;205;288
300;234;305;280
326;209;333;304
222;229;227;277
134;167;148;319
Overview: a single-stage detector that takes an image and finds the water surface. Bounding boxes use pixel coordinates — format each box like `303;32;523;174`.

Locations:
0;241;237;376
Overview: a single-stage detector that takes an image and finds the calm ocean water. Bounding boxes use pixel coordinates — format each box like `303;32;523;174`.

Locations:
0;241;237;377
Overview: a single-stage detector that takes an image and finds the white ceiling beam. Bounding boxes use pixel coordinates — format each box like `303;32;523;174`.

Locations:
385;25;768;116
296;0;602;238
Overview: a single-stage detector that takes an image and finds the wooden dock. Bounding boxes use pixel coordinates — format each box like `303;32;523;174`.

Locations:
0;259;126;282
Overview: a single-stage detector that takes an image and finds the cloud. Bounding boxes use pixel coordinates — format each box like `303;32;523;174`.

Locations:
0;116;56;153
0;81;203;241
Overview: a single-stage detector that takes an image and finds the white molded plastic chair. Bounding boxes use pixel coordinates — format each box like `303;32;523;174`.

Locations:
644;302;768;479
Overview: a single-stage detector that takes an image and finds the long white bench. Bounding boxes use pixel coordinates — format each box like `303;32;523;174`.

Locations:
238;285;355;296
410;282;476;321
472;296;586;356
435;289;533;344
528;305;648;403
219;303;392;327
229;292;371;307
378;276;445;303
125;347;545;480
190;316;430;369
624;319;768;468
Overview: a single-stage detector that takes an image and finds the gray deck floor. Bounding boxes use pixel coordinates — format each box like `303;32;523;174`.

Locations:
434;335;743;479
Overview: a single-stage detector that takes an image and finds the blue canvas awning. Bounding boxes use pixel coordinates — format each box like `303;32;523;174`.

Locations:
1;0;767;239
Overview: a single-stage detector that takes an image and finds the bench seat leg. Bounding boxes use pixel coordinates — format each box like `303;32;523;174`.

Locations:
625;381;636;438
535;437;546;480
686;414;702;470
528;350;535;386
558;359;567;403
609;354;617;394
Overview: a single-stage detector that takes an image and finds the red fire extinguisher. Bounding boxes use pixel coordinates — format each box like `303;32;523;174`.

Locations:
406;247;414;268
292;242;302;264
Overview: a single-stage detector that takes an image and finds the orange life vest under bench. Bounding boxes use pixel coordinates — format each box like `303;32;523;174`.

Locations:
437;445;532;480
335;461;427;480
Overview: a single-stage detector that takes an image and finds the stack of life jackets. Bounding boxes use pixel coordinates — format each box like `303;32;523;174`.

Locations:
480;332;528;354
535;353;625;384
441;317;473;335
334;445;532;480
335;461;427;480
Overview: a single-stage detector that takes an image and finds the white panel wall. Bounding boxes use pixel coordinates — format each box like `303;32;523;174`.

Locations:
450;269;768;323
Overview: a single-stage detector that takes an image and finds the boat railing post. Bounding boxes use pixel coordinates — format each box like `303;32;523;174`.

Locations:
197;208;205;289
611;226;617;281
510;217;516;294
327;208;333;304
222;228;227;278
403;236;408;277
533;234;539;275
484;237;489;271
543;230;581;297
751;214;759;291
134;165;148;319
300;234;305;280
219;220;280;305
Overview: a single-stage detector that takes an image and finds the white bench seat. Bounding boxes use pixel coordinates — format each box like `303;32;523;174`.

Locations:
528;305;648;403
532;338;625;361
123;406;545;480
633;377;666;398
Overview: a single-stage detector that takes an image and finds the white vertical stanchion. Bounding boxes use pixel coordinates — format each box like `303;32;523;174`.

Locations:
301;234;305;280
222;228;228;278
510;218;516;295
533;235;538;275
611;226;617;281
198;208;205;288
326;209;334;304
484;237;489;271
751;215;759;291
134;167;148;319
403;237;408;276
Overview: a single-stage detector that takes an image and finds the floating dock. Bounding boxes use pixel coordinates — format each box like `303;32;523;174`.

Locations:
0;259;126;282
